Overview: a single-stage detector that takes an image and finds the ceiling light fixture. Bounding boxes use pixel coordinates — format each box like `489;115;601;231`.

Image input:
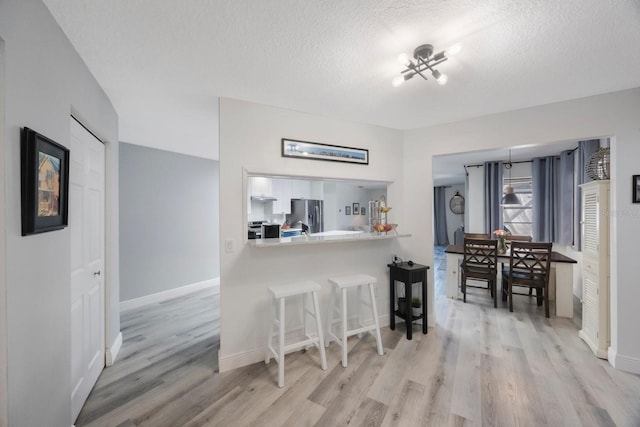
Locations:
501;149;520;205
392;43;460;87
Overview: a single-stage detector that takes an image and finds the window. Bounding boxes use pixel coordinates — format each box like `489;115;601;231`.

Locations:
502;176;532;237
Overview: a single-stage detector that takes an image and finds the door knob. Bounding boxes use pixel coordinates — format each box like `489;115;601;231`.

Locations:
93;271;101;277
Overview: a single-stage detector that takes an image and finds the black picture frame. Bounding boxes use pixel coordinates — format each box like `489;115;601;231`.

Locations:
282;138;369;165
633;175;640;203
353;202;360;213
345;206;351;215
360;206;366;215
21;127;70;236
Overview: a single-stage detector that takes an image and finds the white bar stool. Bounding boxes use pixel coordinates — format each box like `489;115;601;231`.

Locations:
265;280;327;388
325;274;384;367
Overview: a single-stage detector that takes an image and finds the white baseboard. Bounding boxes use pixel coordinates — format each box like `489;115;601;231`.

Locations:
608;346;640;374
106;332;123;366
219;347;265;372
120;278;220;311
219;313;435;373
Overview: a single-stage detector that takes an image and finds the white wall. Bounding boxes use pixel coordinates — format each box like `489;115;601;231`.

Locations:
404;88;640;374
218;98;404;371
119;143;219;301
0;36;7;427
0;1;119;425
443;184;465;244
466;167;484;233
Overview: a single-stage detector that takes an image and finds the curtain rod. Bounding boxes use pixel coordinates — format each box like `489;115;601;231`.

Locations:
464;146;578;169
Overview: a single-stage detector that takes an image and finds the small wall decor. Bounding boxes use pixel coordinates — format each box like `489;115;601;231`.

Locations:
360;206;366;215
21;127;70;235
353;202;360;213
586;147;610;180
633;175;640;203
345;206;351;215
282;138;368;165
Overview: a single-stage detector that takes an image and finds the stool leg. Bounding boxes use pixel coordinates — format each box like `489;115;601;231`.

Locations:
325;286;335;348
369;283;384;356
357;285;363;337
302;293;308;339
341;288;348;368
278;297;286;388
311;291;328;370
265;296;274;364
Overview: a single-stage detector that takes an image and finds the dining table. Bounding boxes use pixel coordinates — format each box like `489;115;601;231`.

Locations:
444;244;578;318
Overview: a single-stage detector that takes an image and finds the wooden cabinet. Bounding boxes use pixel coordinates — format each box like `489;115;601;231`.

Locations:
578;180;610;359
272;179;292;214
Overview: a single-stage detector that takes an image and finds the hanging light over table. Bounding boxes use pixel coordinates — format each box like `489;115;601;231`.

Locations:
501;149;520;205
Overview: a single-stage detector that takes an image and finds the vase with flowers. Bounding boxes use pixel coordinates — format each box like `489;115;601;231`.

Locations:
494;229;509;254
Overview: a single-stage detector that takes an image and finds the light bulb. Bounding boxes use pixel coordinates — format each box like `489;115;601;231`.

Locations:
392;75;405;87
397;53;411;66
436;73;448;85
447;43;462;56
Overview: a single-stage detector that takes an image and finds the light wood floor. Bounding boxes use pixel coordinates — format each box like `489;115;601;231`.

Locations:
77;251;640;426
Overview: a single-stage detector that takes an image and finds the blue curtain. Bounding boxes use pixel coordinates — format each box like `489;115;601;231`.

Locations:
557;150;575;245
484;161;503;234
575;140;600;249
532;156;559;242
433;186;450;246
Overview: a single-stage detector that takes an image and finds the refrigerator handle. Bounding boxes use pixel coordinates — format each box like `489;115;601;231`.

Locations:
315;205;320;231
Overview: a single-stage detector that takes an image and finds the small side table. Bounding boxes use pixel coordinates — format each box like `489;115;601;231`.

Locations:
388;262;430;339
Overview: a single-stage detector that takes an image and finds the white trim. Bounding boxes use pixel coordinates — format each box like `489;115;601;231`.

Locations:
608;346;640;374
105;332;122;367
120;278;220;311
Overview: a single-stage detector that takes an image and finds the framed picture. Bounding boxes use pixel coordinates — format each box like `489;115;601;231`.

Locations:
345;206;351;215
282;138;369;165
360;206;366;215
353;202;360;212
21;127;70;236
634;175;640;203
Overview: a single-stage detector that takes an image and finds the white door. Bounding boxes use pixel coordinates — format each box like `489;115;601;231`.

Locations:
70;117;105;421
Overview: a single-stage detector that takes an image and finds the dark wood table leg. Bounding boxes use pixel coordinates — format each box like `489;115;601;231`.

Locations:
422;272;428;334
405;281;412;340
389;275;395;330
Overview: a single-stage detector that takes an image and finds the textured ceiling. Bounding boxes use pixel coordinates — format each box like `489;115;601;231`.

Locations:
43;0;640;160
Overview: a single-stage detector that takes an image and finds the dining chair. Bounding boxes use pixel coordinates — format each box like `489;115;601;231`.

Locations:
502;235;534;295
462;238;498;308
464;232;490;239
502;241;552;317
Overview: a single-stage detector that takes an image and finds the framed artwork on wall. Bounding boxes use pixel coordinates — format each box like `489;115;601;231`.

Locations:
21;127;70;236
345;206;351;215
282;138;369;165
353;202;360;212
633;175;640;203
360;206;366;215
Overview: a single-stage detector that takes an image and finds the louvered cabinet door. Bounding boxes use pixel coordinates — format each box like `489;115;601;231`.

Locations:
578;180;610;359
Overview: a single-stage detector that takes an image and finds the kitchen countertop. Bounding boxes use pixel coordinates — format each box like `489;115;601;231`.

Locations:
247;231;411;247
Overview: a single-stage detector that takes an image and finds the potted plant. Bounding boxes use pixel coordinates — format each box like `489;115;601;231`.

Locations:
411;297;422;317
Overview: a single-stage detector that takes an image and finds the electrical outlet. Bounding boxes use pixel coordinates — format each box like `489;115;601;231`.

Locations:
225;239;234;253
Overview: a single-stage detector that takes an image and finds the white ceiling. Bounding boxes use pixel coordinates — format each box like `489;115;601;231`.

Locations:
43;0;640;161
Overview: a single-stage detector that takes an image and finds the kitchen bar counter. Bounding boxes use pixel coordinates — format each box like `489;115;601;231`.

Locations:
247;231;411;247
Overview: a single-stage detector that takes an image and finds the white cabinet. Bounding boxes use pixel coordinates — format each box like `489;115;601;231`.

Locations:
272;179;293;214
578;180;610;359
291;179;311;199
250;176;273;197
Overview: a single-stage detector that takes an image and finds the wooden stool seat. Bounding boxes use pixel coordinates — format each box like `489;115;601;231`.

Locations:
325;274;384;367
265;280;327;387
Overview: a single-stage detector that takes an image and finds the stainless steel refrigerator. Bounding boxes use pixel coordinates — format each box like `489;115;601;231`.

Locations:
287;199;324;233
